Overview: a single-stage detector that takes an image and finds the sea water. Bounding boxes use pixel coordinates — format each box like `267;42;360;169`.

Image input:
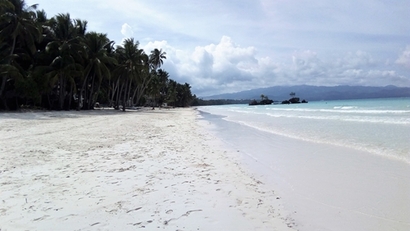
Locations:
199;97;410;163
197;97;410;231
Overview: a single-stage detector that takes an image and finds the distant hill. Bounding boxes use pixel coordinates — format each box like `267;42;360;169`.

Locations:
202;85;410;101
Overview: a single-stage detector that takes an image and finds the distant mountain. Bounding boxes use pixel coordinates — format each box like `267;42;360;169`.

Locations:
202;85;410;101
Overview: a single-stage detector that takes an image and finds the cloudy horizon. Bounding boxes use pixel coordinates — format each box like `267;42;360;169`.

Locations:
27;0;410;97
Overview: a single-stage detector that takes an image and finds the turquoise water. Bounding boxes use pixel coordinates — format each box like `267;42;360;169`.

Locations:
198;97;410;164
198;97;410;230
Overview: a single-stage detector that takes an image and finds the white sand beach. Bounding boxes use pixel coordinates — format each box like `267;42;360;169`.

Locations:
0;108;295;231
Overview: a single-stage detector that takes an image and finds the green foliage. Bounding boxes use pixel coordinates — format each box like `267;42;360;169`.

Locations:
191;98;250;106
14;75;41;104
0;1;194;110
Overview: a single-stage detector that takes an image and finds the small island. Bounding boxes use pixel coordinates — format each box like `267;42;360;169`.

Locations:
281;92;308;104
249;94;274;105
249;92;308;106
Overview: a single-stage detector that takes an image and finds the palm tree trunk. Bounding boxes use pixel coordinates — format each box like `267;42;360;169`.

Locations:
111;78;120;108
77;74;90;110
131;87;138;106
47;93;51;110
0;97;8;110
0;37;17;110
126;78;132;107
68;85;73;110
135;80;151;107
128;78;133;106
122;78;130;112
118;79;125;110
115;78;124;110
135;86;145;107
76;90;82;111
88;74;96;110
94;77;102;107
0;76;8;110
10;37;17;56
59;74;65;110
0;76;6;96
107;79;112;106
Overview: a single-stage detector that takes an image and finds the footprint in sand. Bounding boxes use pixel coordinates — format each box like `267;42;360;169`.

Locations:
236;199;243;206
166;209;173;214
33;215;50;221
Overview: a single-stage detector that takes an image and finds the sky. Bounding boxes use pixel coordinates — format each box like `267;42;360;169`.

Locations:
27;0;410;97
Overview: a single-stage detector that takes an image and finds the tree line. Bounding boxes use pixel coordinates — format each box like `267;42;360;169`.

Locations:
191;98;251;106
0;0;194;111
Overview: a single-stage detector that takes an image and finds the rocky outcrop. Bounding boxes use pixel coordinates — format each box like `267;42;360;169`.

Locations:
249;99;273;105
281;97;308;104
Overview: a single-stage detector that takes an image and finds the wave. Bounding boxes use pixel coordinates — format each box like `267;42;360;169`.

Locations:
333;106;357;109
263;113;410;125
263;108;410;114
201;108;410;125
220;117;410;165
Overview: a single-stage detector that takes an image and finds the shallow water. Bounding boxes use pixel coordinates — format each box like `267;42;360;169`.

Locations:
197;98;410;231
198;98;410;163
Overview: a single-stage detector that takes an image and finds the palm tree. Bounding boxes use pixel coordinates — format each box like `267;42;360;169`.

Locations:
0;2;192;111
0;0;41;56
114;38;144;111
166;79;178;107
132;48;166;108
80;32;116;110
149;48;166;70
180;83;193;106
46;13;85;110
170;82;193;107
0;42;24;92
0;0;41;109
157;69;169;105
145;69;171;109
27;10;60;109
124;52;147;107
146;72;160;108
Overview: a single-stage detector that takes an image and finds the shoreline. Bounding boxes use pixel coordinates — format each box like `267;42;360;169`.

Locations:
0;108;295;230
197;107;410;231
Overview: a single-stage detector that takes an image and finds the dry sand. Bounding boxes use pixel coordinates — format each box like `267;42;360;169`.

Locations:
0;108;295;231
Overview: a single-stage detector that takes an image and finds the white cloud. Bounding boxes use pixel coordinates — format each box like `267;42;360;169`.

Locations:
156;37;410;96
120;23;134;39
396;46;410;69
336;51;375;69
26;0;410;96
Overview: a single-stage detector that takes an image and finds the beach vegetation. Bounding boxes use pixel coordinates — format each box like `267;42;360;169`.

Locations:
0;0;194;110
249;94;273;105
190;98;251;106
